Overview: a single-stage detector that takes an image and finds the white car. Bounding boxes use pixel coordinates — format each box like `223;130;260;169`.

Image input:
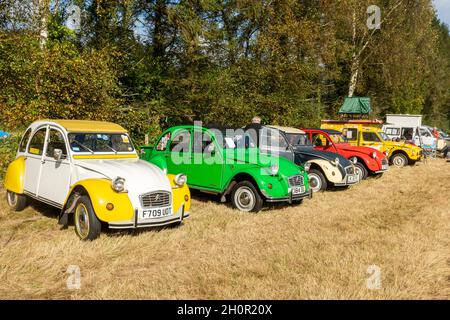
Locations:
4;120;191;240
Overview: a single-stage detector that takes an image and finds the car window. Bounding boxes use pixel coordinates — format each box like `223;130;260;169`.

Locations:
362;132;381;142
156;132;171;151
378;131;388;141
28;127;47;156
343;128;358;141
19;128;32;152
193;131;215;153
400;128;414;140
286;133;311;146
329;133;346;144
419;128;431;137
68;133;134;152
385;127;400;136
260;128;288;151
46;129;68;159
312;134;329;147
170;130;190;152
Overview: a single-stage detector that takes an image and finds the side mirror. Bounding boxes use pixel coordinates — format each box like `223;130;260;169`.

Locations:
53;148;63;161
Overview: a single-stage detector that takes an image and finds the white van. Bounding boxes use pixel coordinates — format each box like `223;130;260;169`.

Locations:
382;114;437;150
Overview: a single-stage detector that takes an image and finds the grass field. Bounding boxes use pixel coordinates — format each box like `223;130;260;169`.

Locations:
0;159;449;299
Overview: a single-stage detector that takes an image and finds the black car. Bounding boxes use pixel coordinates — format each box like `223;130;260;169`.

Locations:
244;124;359;192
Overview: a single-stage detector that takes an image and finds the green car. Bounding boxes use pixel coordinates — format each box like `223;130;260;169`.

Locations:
140;125;311;212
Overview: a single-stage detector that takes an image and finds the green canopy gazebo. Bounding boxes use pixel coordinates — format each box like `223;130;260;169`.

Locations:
338;97;372;118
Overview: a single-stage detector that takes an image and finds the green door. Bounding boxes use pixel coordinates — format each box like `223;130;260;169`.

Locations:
165;128;193;177
187;129;224;191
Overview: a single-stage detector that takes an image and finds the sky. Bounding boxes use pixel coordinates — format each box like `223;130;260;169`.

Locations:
434;0;450;26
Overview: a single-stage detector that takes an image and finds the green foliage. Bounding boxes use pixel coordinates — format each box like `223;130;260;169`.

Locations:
0;0;449;137
0;135;20;180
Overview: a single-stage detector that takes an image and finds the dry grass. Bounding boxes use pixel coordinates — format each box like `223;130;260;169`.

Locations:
0;159;449;300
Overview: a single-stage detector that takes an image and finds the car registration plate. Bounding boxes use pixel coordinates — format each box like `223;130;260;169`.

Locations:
292;186;305;195
141;207;172;219
382;164;389;170
347;174;358;183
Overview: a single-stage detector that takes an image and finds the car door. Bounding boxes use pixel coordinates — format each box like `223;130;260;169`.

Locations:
187;129;223;191
312;133;333;152
361;131;382;150
165;128;193;178
38;126;72;206
418;127;435;149
24;126;48;196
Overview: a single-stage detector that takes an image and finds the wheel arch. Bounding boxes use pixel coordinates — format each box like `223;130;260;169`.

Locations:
389;149;409;163
63;179;134;223
4;156;25;194
306;160;340;183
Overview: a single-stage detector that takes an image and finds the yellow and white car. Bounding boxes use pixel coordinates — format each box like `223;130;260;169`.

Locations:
4;120;191;240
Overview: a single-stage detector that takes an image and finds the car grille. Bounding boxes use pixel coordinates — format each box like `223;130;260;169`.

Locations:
140;191;171;208
288;175;304;187
345;166;355;175
381;157;388;165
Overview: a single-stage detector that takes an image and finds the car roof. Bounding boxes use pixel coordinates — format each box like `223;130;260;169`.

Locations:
41;120;128;133
304;128;343;135
267;125;305;134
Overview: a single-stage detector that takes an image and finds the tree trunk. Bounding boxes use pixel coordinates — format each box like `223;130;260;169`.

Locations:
348;56;359;97
348;6;358;97
38;0;49;50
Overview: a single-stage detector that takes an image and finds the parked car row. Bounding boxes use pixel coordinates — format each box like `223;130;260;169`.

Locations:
3;118;427;240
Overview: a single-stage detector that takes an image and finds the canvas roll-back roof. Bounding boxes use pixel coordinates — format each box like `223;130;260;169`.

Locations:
267;125;305;134
43;120;128;133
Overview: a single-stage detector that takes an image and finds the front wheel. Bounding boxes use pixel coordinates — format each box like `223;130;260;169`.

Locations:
308;169;327;193
391;153;408;167
6;190;28;212
231;181;264;213
74;195;102;240
354;162;368;181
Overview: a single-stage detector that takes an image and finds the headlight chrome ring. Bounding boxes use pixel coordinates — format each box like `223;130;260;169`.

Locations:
112;177;126;192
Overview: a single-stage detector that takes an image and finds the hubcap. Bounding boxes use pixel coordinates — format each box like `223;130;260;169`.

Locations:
308;174;322;192
75;203;90;239
393;156;406;167
235;187;255;211
7;191;17;207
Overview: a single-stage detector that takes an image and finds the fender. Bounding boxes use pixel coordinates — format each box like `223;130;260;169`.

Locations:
64;179;134;223
147;154;168;172
307;159;343;184
4;156;25;194
223;167;292;199
167;174;191;213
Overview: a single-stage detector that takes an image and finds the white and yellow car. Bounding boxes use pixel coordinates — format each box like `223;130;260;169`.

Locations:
4;120;191;240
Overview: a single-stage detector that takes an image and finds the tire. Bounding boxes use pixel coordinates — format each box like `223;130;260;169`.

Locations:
390;153;408;167
74;195;102;240
308;169;327;193
231;181;263;213
6;190;27;212
354;162;368;181
372;173;384;179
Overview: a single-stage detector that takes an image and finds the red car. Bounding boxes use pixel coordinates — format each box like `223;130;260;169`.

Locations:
303;129;389;180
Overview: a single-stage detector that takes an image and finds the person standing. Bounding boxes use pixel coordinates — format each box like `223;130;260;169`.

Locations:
251;116;262;124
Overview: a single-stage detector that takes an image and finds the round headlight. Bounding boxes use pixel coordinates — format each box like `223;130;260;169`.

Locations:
304;162;311;172
269;165;279;176
332;157;339;166
112;177;125;192
174;173;187;186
